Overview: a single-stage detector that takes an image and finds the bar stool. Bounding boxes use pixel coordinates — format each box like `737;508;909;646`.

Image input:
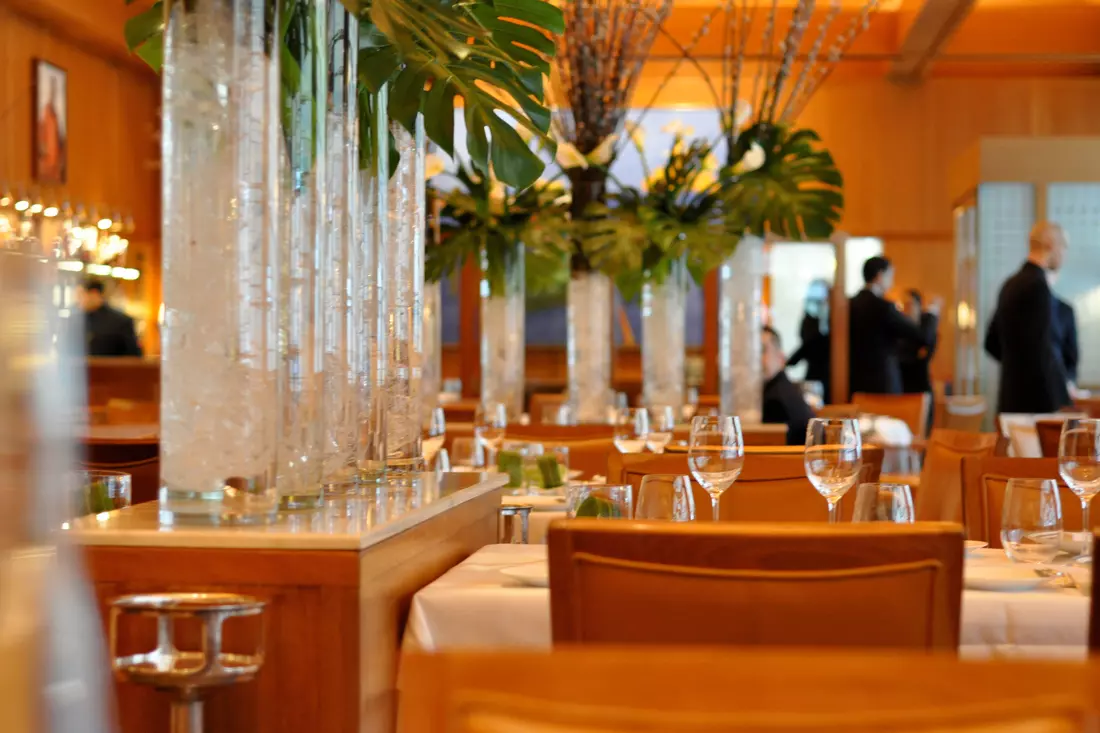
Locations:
498;504;533;544
109;592;266;733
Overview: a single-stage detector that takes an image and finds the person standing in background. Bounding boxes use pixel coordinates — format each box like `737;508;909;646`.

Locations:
848;256;940;396
1051;280;1079;394
787;279;832;404
762;326;815;446
900;289;938;394
75;278;142;357
984;221;1071;414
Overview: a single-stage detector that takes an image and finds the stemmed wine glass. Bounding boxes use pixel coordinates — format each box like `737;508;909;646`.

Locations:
474;401;508;464
687;416;745;522
636;474;695;521
646;405;676;454
613;408;650;454
805;418;863;524
422;407;446;469
1059;417;1100;562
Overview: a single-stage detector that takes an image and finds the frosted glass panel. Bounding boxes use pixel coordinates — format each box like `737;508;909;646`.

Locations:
1047;183;1100;389
977;183;1035;412
768;242;836;381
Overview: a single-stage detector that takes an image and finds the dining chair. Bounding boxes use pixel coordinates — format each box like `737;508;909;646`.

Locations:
399;649;1099;733
668;422;788;447
1076;397;1100;420
960;456;1090;546
104;398;159;425
528;393;566;423
851;392;932;439
817;403;859;419
608;446;884;522
441;399;479;425
915;429;999;523
542;438;615;480
1035;418;1067;458
546;520;963;649
934;395;988;433
504;424;615;440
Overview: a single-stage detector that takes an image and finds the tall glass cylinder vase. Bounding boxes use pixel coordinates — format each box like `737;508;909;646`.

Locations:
278;0;328;510
385;118;426;476
718;236;765;422
422;279;442;426
480;242;525;418
159;0;281;525
318;0;360;497
642;258;687;413
356;86;389;485
567;270;612;423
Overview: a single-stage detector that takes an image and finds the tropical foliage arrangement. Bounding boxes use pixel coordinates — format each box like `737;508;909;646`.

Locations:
122;0;564;188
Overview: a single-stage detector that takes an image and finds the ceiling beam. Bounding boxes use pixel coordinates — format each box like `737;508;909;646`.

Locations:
889;0;977;83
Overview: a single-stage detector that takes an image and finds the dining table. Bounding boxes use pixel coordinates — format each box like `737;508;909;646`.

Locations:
404;543;1091;659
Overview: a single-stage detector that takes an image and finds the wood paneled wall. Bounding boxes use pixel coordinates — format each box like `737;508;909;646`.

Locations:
0;3;161;349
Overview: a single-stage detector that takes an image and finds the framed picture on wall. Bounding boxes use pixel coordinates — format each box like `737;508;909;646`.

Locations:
34;59;67;185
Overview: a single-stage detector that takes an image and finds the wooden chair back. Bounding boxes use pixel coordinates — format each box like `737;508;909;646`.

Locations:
104;398;159;425
1036;418;1066;458
548;438;615;480
935;396;988;433
961;456;1088;546
852;392;931;438
668;422;788;447
1076;398;1100;419
817;403;859;419
547;521;963;649
528;393;565;422
915;429;999;523
608;446;884;523
399;649;1100;733
504;424;614;440
441;400;479;425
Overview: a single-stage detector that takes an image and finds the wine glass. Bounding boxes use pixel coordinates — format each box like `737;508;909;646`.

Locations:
636;474;695;521
852;483;914;523
475;401;508;462
645;405;677;454
1059;418;1100;561
613;408;650;454
687;415;745;522
422;406;446;469
805;418;862;524
450;437;485;469
1001;478;1062;564
566;483;633;519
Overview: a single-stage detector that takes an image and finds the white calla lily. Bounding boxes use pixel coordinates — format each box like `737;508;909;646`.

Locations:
734;142;766;174
587;135;618;165
424;153;447;180
555;142;588;170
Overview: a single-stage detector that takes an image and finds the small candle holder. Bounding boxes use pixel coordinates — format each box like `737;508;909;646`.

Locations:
109;592;266;733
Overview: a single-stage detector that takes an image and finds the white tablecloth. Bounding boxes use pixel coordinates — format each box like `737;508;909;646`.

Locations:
405;544;1089;659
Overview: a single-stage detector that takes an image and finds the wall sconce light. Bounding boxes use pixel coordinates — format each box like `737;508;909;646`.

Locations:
29;202;43;214
14;199;30;212
43;205;60;218
97;218;113;230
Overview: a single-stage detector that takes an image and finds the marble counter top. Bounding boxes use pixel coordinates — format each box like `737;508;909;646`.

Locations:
64;472;506;551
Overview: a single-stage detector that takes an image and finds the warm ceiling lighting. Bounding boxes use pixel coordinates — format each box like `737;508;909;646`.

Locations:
29;203;43;214
43;205;60;218
14;200;30;212
97;218;113;230
0;195;11;207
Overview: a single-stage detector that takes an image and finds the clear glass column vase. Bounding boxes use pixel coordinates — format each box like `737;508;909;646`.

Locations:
718;236;765;423
278;0;329;510
319;0;360;498
480;241;525;419
422;279;442;427
642;257;687;414
567;270;612;424
356;87;389;486
159;0;281;525
385;118;426;476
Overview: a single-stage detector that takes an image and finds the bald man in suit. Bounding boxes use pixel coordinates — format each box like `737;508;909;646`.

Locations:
984;221;1072;414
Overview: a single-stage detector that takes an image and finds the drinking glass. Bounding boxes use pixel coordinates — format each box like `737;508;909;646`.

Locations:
646;405;677;454
74;470;132;519
1001;478;1062;564
475;401;508;461
682;388;700;422
613;408;650;454
636;474;695;521
451;437;485;469
852;483;914;523
422;406;446;468
687;415;745;522
566;483;633;519
805;418;862;524
1059;418;1100;561
498;441;541;492
541;402;576;426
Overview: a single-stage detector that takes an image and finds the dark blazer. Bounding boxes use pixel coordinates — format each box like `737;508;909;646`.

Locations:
984;262;1070;413
82;304;142;357
787;314;831;403
900;313;939;394
762;371;815;446
1054;298;1079;383
848;289;937;396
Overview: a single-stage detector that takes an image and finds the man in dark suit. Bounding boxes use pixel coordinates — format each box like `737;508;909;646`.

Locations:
984;221;1070;414
1054;294;1079;387
900;289;938;394
848;256;939;396
787;279;832;404
76;278;142;357
762;326;815;446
